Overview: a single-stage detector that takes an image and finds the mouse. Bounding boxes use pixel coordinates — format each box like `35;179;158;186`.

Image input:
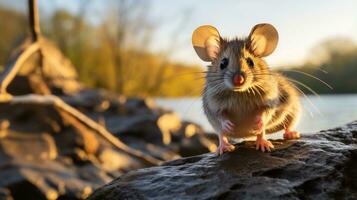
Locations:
192;23;301;154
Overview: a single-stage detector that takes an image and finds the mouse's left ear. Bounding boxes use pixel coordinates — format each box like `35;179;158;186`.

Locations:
192;25;221;62
248;23;279;57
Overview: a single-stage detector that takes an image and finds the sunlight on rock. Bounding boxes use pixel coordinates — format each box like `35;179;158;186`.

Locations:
0;120;9;138
98;149;138;171
184;124;197;138
80;186;92;199
46;189;58;200
157;112;181;145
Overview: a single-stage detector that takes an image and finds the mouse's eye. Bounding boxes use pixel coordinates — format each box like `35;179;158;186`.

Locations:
246;57;254;68
220;58;229;70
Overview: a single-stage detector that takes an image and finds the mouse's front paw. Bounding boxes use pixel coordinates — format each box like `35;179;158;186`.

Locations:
255;135;274;152
221;119;235;133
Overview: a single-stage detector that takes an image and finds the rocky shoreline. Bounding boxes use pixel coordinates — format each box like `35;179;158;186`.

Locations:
0;88;218;200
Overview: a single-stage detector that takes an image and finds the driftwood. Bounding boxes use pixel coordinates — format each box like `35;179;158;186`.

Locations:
0;94;161;165
0;42;40;94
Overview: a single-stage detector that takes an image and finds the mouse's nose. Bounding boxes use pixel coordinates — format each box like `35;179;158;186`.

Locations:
233;73;245;86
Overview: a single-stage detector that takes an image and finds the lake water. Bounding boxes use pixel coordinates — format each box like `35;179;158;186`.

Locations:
155;95;357;138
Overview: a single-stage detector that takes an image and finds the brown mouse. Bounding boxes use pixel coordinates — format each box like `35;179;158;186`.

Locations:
192;23;301;154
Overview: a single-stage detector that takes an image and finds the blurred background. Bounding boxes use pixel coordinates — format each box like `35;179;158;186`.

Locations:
0;0;357;132
0;1;356;199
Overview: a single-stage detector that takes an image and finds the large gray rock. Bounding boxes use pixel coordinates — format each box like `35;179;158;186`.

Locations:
0;90;218;200
88;121;357;200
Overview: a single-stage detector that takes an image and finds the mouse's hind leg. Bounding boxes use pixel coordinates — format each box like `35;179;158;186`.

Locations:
283;114;300;140
284;129;300;140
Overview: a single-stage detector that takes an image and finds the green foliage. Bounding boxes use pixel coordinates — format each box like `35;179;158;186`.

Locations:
0;6;204;97
0;8;28;65
282;38;357;94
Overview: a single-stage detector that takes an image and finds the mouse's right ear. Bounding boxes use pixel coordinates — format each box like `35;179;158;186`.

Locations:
192;25;221;62
248;23;279;57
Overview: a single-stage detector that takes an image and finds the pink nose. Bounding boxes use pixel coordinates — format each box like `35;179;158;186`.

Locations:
233;74;245;86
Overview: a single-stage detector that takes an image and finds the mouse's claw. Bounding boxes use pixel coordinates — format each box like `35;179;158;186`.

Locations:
255;134;274;152
284;130;300;140
216;142;235;155
221;119;235;133
216;134;235;155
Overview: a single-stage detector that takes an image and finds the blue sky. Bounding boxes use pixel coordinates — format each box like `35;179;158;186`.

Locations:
2;0;357;67
149;0;357;67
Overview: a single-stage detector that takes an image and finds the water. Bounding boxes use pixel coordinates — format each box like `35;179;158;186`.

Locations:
155;95;357;137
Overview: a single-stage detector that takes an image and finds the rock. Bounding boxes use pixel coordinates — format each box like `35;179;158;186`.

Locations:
98;148;142;172
0;100;151;200
60;89;122;112
113;112;182;145
0;89;219;197
107;114;163;143
0;132;57;160
6;76;37;96
124;97;158;114
88;121;357;200
173;121;217;156
114;117;217;160
157;112;182;145
61;89;217;159
0;188;12;200
5;37;82;95
0;24;219;199
0;85;220;199
0;128;131;199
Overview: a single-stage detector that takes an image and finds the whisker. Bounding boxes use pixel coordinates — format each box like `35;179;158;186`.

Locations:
253;84;265;102
249;87;255;96
252;72;320;117
252;87;263;101
280;69;333;90
285;78;320;98
287;81;320;117
182;96;203;118
252;72;321;98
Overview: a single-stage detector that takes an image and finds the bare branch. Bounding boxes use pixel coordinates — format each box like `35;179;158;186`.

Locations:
29;0;41;41
0;94;161;166
0;42;40;94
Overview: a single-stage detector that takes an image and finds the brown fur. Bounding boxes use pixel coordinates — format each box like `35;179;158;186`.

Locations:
202;37;300;138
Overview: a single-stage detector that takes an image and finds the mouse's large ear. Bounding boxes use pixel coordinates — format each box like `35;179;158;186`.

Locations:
248;23;279;57
192;25;221;62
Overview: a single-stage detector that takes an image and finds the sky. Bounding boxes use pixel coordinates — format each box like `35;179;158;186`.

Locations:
2;0;357;68
148;0;357;67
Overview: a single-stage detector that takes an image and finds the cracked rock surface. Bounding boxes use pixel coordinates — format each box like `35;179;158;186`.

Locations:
88;121;357;200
